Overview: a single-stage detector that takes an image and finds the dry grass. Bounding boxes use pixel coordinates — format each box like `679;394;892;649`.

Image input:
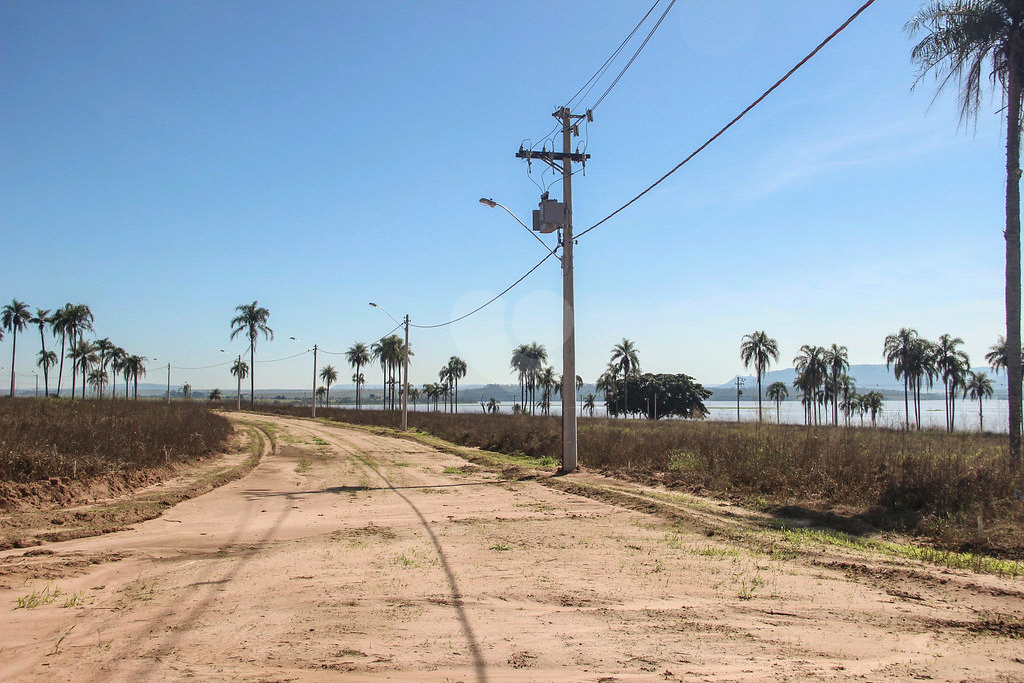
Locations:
0;397;232;482
262;405;1023;558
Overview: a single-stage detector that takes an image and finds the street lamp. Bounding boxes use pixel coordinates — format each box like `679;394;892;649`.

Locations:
290;337;318;419
480;197;577;473
221;349;242;411
369;303;409;432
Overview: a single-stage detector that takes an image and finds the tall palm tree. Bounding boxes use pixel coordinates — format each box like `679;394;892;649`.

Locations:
610;338;640;417
739;331;780;423
63;304;94;399
908;0;1024;465
793;345;827;425
50;305;69;397
31;309;52;396
884;328;919;430
345;342;371;408
510;344;530;407
966;370;996;431
765;381;789;424
319;365;338;407
109;346;127;399
2;299;32;396
127;355;147;399
538;366;557;416
71;339;97;399
93;338;115;399
935;333;970;431
229;301;273;407
824;344;849;426
447;356;468;412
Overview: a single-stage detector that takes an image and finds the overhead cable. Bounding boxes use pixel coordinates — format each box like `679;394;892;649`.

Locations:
576;0;877;240
411;252;555;330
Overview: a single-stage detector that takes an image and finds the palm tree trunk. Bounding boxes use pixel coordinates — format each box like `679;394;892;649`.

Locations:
757;374;763;423
56;333;65;397
1006;68;1023;470
903;376;909;430
9;329;17;397
250;343;255;407
39;327;49;396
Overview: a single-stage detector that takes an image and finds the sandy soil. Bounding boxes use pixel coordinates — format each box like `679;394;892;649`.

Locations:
1;413;1022;682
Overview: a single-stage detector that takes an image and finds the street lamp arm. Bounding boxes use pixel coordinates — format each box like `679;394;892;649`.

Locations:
368;302;403;327
479;198;561;261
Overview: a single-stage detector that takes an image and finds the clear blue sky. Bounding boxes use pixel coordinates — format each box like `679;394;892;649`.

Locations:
0;0;1011;394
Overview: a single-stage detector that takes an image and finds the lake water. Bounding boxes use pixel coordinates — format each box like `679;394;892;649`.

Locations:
390;397;1011;433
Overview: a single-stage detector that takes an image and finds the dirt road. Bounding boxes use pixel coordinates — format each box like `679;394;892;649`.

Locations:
1;414;1022;682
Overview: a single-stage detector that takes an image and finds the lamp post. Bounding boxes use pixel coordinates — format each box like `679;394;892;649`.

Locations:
369;303;409;431
480;197;576;473
290;337;317;418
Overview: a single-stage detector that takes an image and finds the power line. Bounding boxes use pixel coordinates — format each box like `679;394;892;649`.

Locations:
565;0;664;111
590;0;676;112
576;0;877;241
411;252;555;330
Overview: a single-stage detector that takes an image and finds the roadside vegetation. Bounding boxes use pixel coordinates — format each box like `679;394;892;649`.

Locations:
261;403;1022;559
0;398;231;482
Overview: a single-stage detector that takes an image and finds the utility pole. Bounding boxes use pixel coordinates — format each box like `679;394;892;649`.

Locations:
735;377;744;423
517;107;591;473
166;363;171;404
402;314;409;432
236;354;242;411
311;344;318;419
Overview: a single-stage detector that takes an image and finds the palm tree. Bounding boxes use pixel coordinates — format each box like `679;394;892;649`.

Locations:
487;397;501;414
37;349;57;393
72;339;98;399
109;346;128;399
352;372;365;405
447;356;468;412
125;355;148;399
966;370;996;431
63;304;94;399
583;393;596;417
986;334;1024;374
230;357;249;406
935;333;970;431
862;391;885;427
824;344;849;426
50;305;69;397
765;381;789;424
319;365;339;407
315;385;327;406
438;365;453;412
739;331;780;423
884;328;919;430
345;342;371;408
538;366;557;416
31;309;52;396
93;338;115;399
908;1;1024;465
510;344;530;407
2;300;32;396
408;385;420;410
793;345;827;425
229;301;273;407
610;338;640;417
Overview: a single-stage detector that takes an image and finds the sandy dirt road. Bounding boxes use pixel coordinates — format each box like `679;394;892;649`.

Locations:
1;414;1022;682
